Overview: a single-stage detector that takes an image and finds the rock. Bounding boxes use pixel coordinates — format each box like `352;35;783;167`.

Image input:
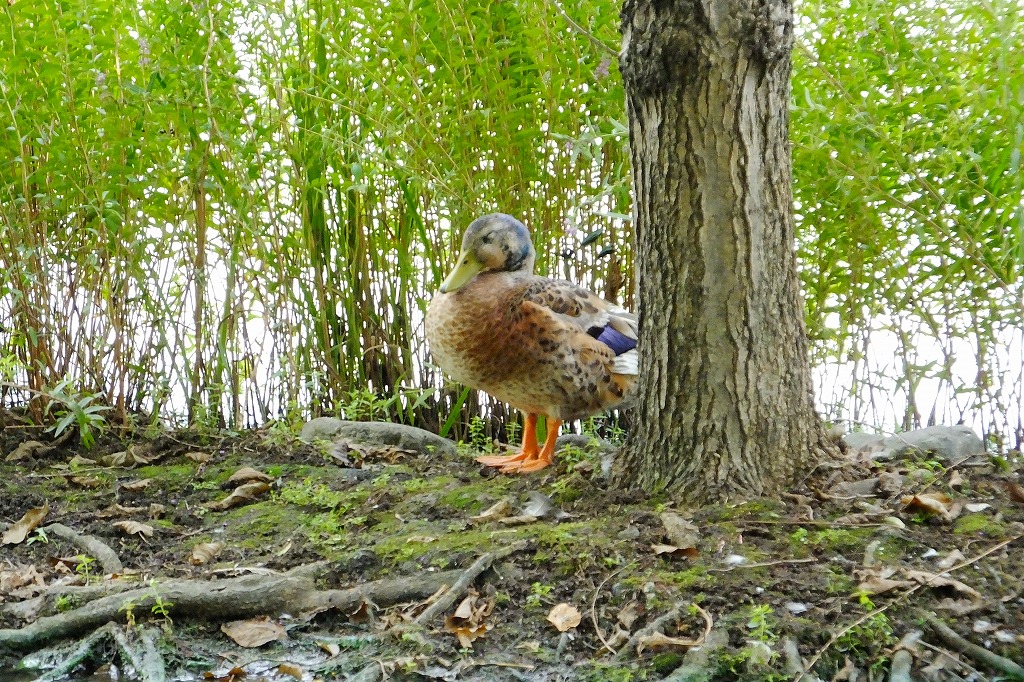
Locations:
555;433;616;455
299;417;457;457
882;425;986;462
843;425;985;463
842;431;886;453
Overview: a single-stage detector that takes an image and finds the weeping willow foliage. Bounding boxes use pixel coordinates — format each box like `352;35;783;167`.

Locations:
0;0;1020;447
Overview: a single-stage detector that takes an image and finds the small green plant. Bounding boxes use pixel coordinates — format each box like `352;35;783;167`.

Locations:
55;594;77;613
525;581;554;608
149;581;174;627
27;529;49;545
75;555;97;584
745;604;778;645
121;597;139;627
40;379;111;447
835;593;897;664
467;415;494;452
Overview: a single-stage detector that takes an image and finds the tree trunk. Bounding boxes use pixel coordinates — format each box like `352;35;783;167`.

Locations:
613;0;839;501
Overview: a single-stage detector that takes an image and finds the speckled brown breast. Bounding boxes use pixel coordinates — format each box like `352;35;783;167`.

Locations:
425;272;634;420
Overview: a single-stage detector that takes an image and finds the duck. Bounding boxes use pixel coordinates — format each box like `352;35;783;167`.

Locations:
425;213;638;473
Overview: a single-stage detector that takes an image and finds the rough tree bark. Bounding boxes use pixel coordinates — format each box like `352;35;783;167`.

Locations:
613;0;839;501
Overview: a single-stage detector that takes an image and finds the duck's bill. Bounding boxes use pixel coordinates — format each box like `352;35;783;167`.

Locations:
439;251;483;293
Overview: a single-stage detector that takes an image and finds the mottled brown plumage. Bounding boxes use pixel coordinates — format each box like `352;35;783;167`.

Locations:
426;214;638;473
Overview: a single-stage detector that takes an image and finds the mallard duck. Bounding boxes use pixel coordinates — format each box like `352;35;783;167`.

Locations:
426;213;638;473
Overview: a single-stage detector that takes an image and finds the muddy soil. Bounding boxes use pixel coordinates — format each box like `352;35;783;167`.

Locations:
1;420;1022;682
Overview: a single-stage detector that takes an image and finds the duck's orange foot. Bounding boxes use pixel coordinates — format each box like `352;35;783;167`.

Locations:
475;451;534;467
476;450;554;473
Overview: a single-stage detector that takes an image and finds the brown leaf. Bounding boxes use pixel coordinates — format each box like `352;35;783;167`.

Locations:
652;544;699;559
616;600;645;629
0;564;46;597
121;478;153;492
221;617;288;648
1004;479;1024;504
186;451;212;464
113;521;155;538
497;514;539;526
636;631;704;655
901;492;954;520
227;467;273;486
68;476;104;489
189;542;223;565
2;504;49;545
5;440;55;462
903;569;982;601
546;603;582;632
318;640;341;657
97;503;148;518
99;445;153;468
470;498;514;523
277;663;303;680
857;573;914;596
206;482;270;511
443;591;494;648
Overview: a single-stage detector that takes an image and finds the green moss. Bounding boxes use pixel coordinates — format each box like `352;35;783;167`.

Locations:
954;513;1006;537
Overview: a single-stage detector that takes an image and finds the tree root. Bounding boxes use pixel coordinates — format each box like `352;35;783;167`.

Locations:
3;580;137;623
42;523;124;574
1;562;467;654
348;541;532;682
30;621;165;682
922;612;1024;679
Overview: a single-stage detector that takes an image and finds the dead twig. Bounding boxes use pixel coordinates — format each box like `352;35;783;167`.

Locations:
797;534;1022;682
709;557;817;572
922;612;1024;679
413;540;530;626
590;564;629;655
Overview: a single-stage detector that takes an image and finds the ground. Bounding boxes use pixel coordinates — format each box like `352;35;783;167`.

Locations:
0;418;1022;682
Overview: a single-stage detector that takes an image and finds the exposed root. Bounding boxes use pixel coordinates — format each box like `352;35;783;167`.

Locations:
1;563;467;654
41;523;123;574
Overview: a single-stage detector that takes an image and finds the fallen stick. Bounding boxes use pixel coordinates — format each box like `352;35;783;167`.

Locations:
922;612;1024;680
349;542;532;682
413;540;530;626
33;622;120;682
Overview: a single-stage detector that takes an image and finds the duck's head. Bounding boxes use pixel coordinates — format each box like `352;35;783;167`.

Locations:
439;213;536;293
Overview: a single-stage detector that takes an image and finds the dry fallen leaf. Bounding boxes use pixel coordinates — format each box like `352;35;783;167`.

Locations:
901;492;954;520
1003;479;1024;504
206;481;271;511
936;549;966;570
318;640;341;657
903;569;982;601
189;542;224;565
652;543;699;559
186;451;212;464
636;630;704;655
227;467;273;486
546;603;582;632
96;503;148;518
99;445;153;468
443;590;494;648
113;521;155;538
470;498;513;523
2;504;49;545
68;476;104;489
121;478;153;493
202;665;247;682
857;572;914;596
277;663;303;680
221;617;288;648
616;600;645;629
5;440;55;462
0;564;46;597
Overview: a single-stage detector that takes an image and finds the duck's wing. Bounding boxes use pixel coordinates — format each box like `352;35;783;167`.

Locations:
519;279;638;374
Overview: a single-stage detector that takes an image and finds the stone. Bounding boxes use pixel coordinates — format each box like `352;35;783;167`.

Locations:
881;425;986;463
299;417;457;457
